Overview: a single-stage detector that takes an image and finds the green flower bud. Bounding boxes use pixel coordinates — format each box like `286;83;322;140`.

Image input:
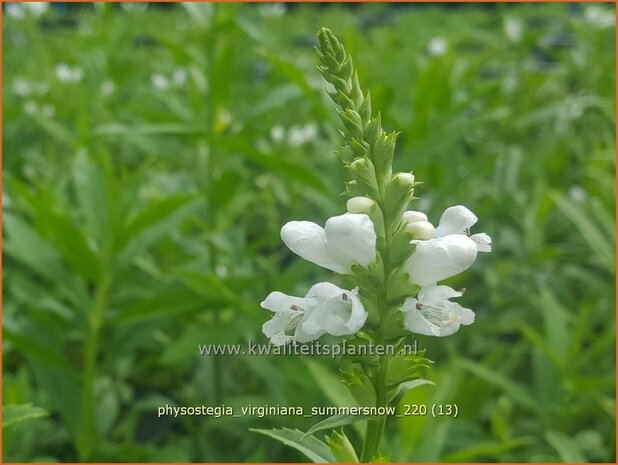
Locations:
405;220;436;240
325;430;359;463
347;196;375;214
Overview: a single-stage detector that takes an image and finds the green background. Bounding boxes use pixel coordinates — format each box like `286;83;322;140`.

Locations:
2;2;615;462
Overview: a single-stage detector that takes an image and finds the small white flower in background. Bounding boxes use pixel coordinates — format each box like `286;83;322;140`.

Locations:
400;284;474;337
281;213;377;274
13;78;32;97
172;68;188;87
120;2;148;12
100;80;116;97
151;69;188;91
568;185;587;203
585;6;615;29
258;2;286;18
55;63;84;84
427;36;448;57
23;101;55;118
503;17;524;43
435;205;492;252
270;125;285;142
261;283;367;345
6;2;49;19
151;73;170;90
288;123;318;146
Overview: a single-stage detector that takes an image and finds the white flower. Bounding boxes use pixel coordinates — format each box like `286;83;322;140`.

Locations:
401;284;474;337
405;220;436;240
503;17;524;43
406;234;478;286
55;63;83;83
435;205;492;252
261;283;367;345
7;2;48;19
427;36;448;57
281;213;377;274
585;6;615;29
151;73;169;90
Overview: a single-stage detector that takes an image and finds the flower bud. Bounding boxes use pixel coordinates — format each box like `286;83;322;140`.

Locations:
325;430;359;463
346;196;375;214
403;210;428;223
350;157;369;172
405;220;436;240
393;172;415;187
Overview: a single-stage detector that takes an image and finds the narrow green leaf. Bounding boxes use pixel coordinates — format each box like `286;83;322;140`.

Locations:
2;404;48;429
303;414;371;440
250;428;336;463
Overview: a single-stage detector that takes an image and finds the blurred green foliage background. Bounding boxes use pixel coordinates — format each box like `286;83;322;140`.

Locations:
2;2;616;462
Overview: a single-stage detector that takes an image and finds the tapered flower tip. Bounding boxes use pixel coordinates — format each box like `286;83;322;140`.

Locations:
280;220;348;274
403;210;428;223
324;213;377;269
435;205;478;236
471;232;492;252
407;234;478;286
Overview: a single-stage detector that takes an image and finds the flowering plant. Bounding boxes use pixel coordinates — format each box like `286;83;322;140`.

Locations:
254;29;491;463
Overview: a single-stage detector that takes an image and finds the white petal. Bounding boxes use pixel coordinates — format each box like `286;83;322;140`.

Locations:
403;210;428;223
281;221;349;273
306;282;346;299
407;234;478;286
449;302;475;326
435;205;478;237
470;232;492;252
260;291;309;313
418;284;462;306
401;298;440;336
324;213;377;269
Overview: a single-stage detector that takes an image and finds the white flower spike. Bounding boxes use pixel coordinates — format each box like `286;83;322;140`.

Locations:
260;283;367;345
435;205;492;252
281;213;377;274
401;284;475;337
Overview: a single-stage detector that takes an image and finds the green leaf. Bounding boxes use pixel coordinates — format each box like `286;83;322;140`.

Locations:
545;431;586;463
215;137;329;193
552;192;615;272
303;415;372;440
72;150;108;242
304;360;358;408
453;359;537;411
2;404;48;429
250;428;335;463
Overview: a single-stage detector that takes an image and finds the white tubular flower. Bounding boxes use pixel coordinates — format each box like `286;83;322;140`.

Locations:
435;205;492;252
406;234;478;286
401;284;475;337
302;283;366;337
260;283;367;345
281;213;377;274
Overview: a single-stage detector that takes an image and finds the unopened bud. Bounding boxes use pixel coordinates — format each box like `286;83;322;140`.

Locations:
325;430;359;463
393;172;415;187
403;210;428;223
406;220;436;240
346;196;375;214
350;157;369;171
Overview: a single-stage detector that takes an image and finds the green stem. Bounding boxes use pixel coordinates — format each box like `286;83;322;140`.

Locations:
78;272;111;461
360;355;388;462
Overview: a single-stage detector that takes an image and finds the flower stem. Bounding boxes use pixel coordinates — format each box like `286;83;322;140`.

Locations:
360;354;388;462
78;271;111;461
